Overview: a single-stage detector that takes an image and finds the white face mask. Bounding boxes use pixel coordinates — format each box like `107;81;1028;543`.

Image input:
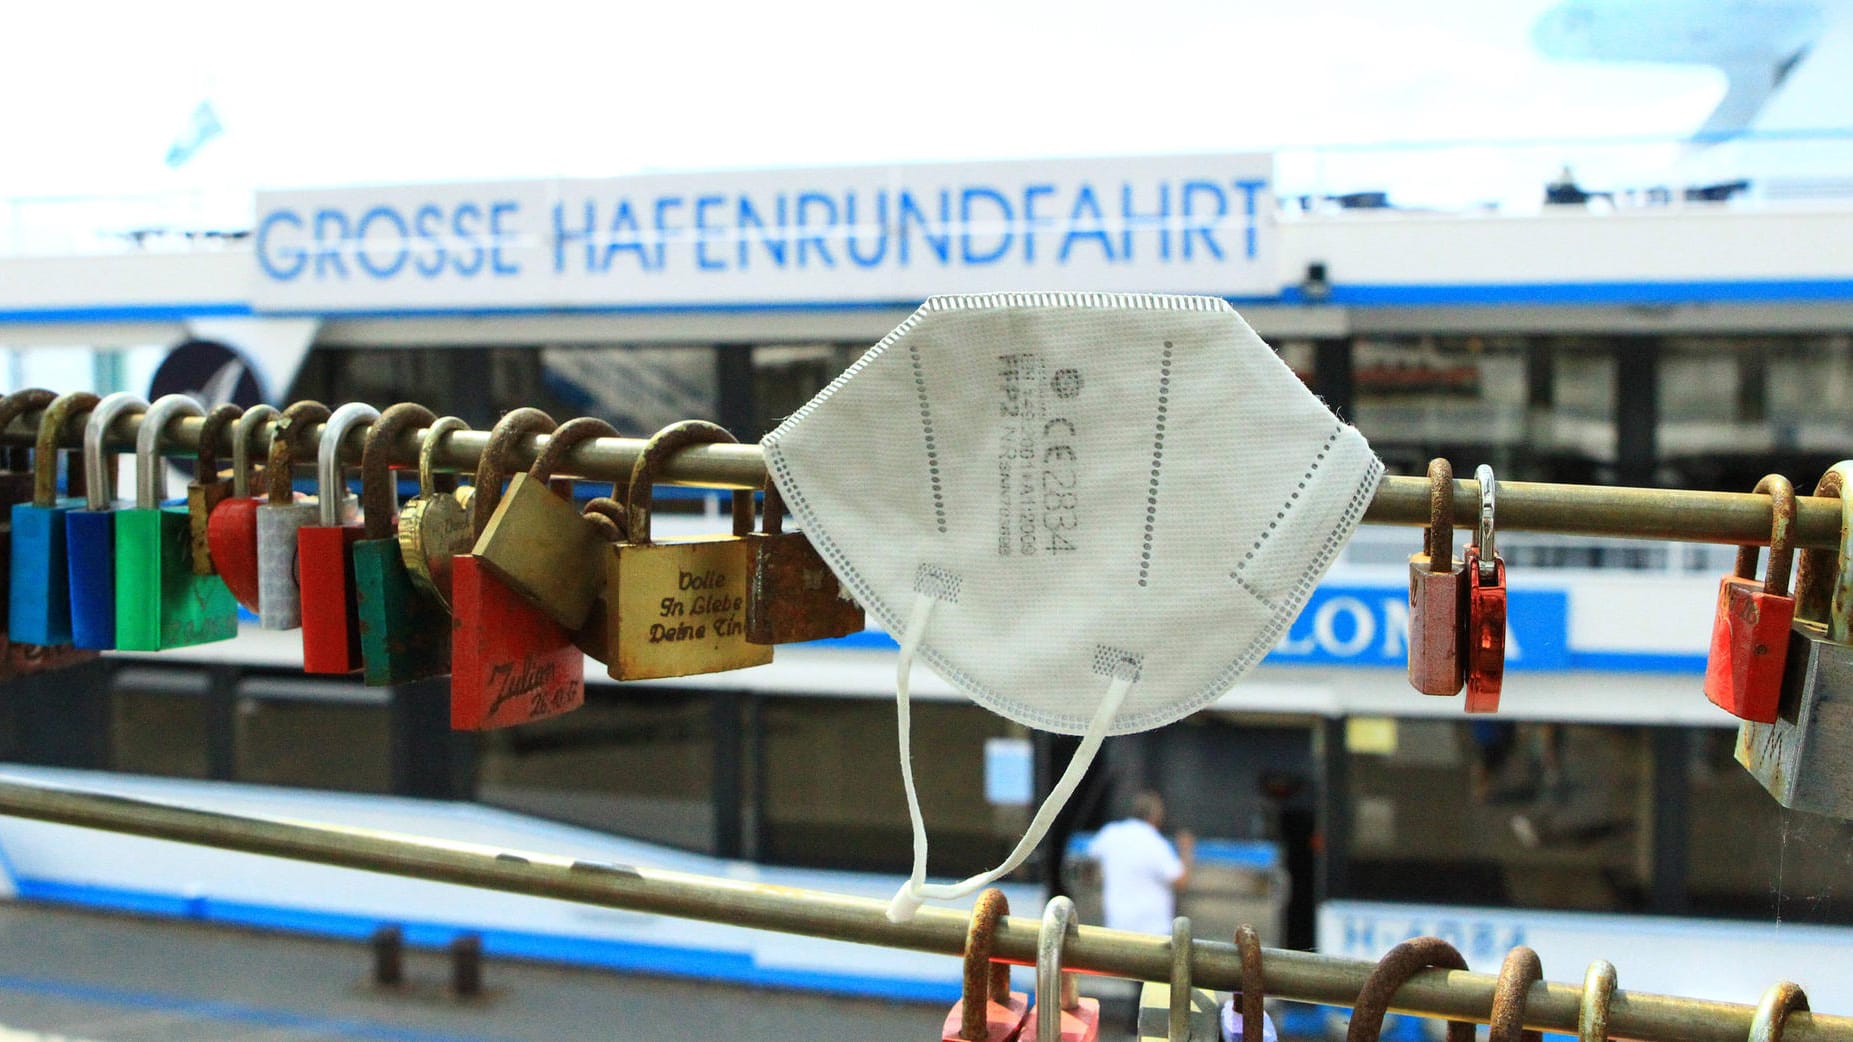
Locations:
761;293;1382;921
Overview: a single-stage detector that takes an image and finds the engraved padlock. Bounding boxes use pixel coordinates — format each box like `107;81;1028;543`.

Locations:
67;392;147;650
1704;474;1797;723
1407;458;1466;697
206;403;278;613
113;394;237;651
1464;464;1507;715
186;404;242;575
941;888;1031;1042
744;481;865;645
299;402;377;672
397;416;474;609
473;416;619;631
606;421;773;681
450;408;585;731
1736;462;1853;817
353;403;453;686
10;391;99;646
256;401;331;630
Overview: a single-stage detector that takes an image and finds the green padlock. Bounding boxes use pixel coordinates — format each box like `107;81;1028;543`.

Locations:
354;402;453;686
114;394;238;651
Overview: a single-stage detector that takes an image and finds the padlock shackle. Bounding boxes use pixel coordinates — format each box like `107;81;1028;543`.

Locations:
1734;475;1797;598
231;404;278;499
1344;937;1475;1042
418;416;467;498
581;496;629;543
1035;895;1081;1042
624;420;751;547
1489;946;1543;1042
135;395;205;510
1475;464;1498;580
83;392;148;512
361;403;437;541
1234;924;1265;1042
1424;458;1453;562
529;417;619;498
0;389;52;479
1796;464;1852;638
762;481;787;537
1168;916;1194;1042
267;402;330;505
316;402;379;526
470;408;557;539
194;404;242;488
1578;960;1617;1042
958;888;1012;1040
1748;981;1810;1042
33;391;100;508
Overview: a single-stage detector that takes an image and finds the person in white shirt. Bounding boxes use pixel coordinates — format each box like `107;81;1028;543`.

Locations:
1086;791;1195;936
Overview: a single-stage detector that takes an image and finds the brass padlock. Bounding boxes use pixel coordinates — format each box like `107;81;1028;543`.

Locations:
473;417;619;630
571;496;629;664
1407;458;1466;696
1736;462;1853;816
744;482;864;645
398;416;475;609
606;421;772;681
186;403;241;575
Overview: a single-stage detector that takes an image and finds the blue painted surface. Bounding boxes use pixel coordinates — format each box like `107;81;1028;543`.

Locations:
12;876;964;1004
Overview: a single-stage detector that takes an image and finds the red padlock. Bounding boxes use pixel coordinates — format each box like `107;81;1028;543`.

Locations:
1408;458;1466;696
1703;474;1797;723
299;402;376;674
1465;464;1507;715
205;403;280;613
942;888;1031;1042
450;408;585;731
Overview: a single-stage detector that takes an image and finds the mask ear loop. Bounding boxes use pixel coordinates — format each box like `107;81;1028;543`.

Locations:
887;589;1132;922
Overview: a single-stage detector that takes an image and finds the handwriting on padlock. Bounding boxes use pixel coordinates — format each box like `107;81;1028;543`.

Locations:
653;568;746;641
487;654;577;718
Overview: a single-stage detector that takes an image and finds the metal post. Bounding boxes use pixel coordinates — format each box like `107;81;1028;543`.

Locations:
1616;338;1660;488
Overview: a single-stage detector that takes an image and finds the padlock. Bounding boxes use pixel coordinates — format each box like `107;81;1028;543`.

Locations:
1704;474;1798;723
187;403;241;575
606;421;773;681
1028;896;1101;1042
1407;458;1466;696
0;389;98;676
205;403;279;613
113;394;237;651
353;403;452;686
1736;462;1853;816
744;481;865;645
299;402;378;673
256;401;331;630
1464;464;1507;715
1135;917;1220;1042
10;391;99;646
570;496;629;664
67;392;147;650
450;408;585;731
473;416;620;630
397;415;474;609
941;888;1031;1042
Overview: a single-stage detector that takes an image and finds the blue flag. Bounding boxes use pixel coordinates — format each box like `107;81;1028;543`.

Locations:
164;100;223;168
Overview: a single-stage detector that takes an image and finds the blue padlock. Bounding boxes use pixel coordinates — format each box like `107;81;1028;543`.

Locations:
9;391;98;645
66;392;146;650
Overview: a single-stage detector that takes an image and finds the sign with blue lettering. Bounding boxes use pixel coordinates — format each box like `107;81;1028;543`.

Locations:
1266;585;1568;670
251;156;1276;312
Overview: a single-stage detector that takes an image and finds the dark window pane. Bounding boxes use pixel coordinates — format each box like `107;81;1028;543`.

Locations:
233;686;390;794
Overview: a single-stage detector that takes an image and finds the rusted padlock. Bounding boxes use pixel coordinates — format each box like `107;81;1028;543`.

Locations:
605;421;772;681
0;389;99;675
473;416;618;630
744;481;864;645
187;403;242;575
397;416;474;609
570;496;628;664
1027;896;1100;1042
256;401;331;630
9;391;98;647
1464;464;1507;714
299;402;378;673
450;408;585;731
941;888;1030;1042
1407;458;1465;697
1704;474;1798;723
205;403;278;613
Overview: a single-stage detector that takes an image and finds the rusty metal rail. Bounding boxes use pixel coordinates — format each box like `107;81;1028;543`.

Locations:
0;776;1840;1042
1;404;1846;549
